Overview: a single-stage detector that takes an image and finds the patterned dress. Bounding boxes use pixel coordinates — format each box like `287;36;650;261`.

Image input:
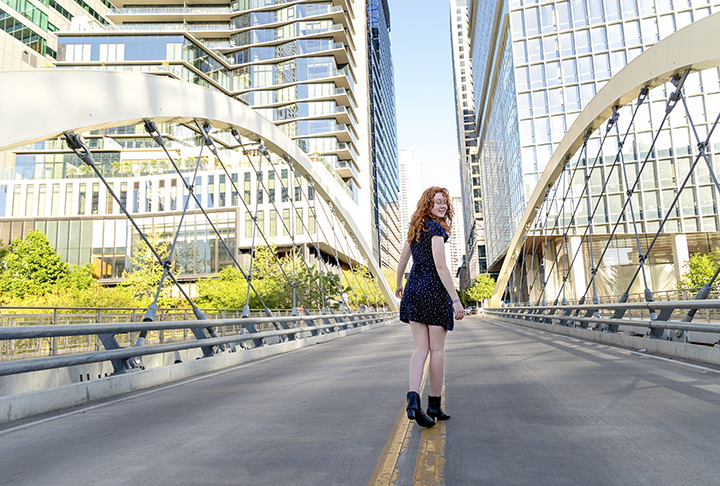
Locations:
399;219;454;331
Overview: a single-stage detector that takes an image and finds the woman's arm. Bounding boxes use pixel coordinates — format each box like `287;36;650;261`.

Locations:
431;236;465;320
395;242;411;299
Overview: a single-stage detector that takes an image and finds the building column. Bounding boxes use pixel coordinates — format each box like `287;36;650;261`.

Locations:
672;233;690;283
570;236;586;302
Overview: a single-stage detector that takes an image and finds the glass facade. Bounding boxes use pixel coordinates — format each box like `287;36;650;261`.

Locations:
0;0;54;58
450;0;484;284
367;0;400;269
471;0;720;276
56;0;360;201
0;132;332;281
1;0;397;286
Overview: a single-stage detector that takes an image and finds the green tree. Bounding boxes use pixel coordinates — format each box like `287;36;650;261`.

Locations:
59;263;96;291
195;266;249;309
0;230;69;299
462;273;496;305
119;232;175;307
678;249;720;289
195;245;344;311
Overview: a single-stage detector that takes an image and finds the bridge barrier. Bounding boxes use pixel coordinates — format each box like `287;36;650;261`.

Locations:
485;301;720;367
0;312;398;424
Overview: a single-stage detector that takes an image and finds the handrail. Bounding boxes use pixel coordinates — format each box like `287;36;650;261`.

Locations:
0;311;398;377
484;302;720;337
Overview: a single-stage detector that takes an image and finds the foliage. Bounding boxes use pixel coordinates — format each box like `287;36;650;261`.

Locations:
195;245;342;310
58;263;96;291
0;230;69;299
118;232;175;308
677;249;720;289
461;273;496;305
340;266;376;308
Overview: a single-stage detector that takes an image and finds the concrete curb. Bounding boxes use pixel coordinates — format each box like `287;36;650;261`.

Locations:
1;320;396;424
487;315;720;366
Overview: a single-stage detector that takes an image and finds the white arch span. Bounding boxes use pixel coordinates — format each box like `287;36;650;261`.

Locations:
0;69;397;310
490;13;720;307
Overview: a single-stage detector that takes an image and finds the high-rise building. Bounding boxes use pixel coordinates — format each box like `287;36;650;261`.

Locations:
0;0;112;68
448;195;465;287
397;147;424;240
367;0;400;269
0;0;399;284
469;0;720;296
449;0;484;287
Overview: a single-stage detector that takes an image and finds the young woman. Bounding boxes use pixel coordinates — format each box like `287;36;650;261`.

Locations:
395;187;464;428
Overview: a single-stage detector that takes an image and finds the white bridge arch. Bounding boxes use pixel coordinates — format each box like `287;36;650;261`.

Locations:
491;13;720;307
0;69;397;310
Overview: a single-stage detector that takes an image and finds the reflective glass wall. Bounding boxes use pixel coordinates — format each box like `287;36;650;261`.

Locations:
368;0;400;269
472;0;720;276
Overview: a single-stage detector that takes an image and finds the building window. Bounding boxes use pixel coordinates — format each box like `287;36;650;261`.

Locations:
65;185;73;216
25;185;33;217
171;179;177;210
281;169;289;202
270;209;277;236
296;207;304;235
268;170;276;203
294;171;302;201
283;208;290;235
78;183;86;215
245;212;253;238
38;184;46;217
244;172;251;204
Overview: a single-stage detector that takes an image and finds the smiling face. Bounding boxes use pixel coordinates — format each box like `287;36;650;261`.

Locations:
430;191;448;219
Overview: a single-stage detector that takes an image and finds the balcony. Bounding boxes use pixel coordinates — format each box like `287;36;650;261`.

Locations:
333;159;357;183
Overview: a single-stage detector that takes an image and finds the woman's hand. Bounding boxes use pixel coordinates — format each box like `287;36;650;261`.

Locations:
395;286;403;299
453;301;465;320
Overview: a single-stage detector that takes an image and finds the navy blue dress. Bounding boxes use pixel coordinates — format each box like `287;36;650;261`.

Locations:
399;219;454;331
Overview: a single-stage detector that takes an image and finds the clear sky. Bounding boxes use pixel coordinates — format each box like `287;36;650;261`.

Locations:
389;0;461;195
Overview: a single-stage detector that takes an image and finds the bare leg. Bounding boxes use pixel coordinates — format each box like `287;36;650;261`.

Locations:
428;325;448;397
408;321;430;392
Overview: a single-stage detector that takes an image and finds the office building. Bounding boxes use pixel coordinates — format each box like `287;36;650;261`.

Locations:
0;0;399;283
469;0;720;298
449;0;484;287
397;147;423;240
449;195;465;287
367;0;401;269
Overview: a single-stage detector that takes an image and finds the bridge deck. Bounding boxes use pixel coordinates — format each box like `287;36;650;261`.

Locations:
2;317;720;485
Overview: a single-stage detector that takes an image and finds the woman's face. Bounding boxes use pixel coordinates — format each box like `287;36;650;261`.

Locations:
430;192;448;219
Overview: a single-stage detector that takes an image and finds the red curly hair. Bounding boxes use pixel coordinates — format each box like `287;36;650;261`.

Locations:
407;186;453;243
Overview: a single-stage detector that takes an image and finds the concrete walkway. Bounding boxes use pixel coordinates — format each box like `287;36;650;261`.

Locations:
2;316;720;485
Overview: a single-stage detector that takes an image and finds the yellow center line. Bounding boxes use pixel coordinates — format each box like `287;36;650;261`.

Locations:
368;360;447;486
366;400;415;485
411;378;446;486
411;421;446;485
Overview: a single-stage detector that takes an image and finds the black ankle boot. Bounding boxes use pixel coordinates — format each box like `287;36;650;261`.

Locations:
406;392;436;427
427;396;451;420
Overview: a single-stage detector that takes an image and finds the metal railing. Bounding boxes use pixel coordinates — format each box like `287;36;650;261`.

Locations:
489;17;720;345
485;300;720;343
0;311;397;377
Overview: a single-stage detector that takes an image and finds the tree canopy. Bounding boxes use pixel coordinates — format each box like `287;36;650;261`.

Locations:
677;249;720;290
0;230;69;298
461;273;496;305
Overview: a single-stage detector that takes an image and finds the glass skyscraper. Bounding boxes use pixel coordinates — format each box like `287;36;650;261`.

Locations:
470;0;720;296
0;0;400;281
367;0;400;268
449;0;484;286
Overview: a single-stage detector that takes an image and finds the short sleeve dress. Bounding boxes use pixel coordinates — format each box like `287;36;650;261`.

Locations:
399;219;454;331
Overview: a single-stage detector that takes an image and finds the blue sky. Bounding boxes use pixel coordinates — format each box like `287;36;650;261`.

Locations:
389;0;461;195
